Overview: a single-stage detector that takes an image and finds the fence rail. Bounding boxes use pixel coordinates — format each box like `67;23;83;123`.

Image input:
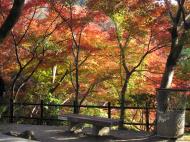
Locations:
1;99;190;132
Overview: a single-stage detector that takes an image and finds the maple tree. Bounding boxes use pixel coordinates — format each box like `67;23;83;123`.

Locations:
86;0;170;128
0;0;189;130
48;0;120;113
0;0;62;100
158;0;190;111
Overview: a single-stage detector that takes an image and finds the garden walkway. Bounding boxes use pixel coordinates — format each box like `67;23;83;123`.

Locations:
0;133;37;142
0;123;189;142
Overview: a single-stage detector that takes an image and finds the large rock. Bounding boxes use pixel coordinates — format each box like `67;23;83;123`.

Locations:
6;130;37;140
19;130;36;140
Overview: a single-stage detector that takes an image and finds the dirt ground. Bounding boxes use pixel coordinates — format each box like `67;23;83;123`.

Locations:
0;123;189;142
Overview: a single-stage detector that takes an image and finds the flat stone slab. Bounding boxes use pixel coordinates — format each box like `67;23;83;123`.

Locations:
59;114;120;126
0;133;38;142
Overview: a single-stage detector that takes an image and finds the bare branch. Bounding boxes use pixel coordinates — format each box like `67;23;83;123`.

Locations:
79;74;114;105
15;59;43;100
164;0;175;23
112;19;130;74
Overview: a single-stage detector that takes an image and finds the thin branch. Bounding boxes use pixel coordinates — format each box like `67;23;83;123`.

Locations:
11;9;62;99
16;6;37;45
112;19;130;74
10;6;37;69
135;70;163;75
141;74;160;85
49;69;69;94
49;54;90;94
164;0;175;23
79;74;114;105
15;59;43;100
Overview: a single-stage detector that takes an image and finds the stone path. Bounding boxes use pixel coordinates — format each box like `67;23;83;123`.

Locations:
0;133;38;142
0;123;189;142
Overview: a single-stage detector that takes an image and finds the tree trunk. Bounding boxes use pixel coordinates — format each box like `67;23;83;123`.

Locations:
119;75;129;129
0;76;5;97
0;0;25;43
158;66;175;111
74;47;80;114
74;61;80;114
157;0;190;111
158;36;184;111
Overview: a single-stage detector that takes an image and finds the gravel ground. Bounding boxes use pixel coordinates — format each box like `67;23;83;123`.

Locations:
0;123;189;142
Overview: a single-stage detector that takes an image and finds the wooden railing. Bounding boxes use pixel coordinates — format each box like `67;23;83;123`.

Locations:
1;99;190;132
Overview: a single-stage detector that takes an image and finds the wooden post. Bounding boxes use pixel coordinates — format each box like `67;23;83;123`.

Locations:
40;100;44;125
9;98;13;123
108;102;111;119
145;102;150;132
73;101;77;114
154;111;158;134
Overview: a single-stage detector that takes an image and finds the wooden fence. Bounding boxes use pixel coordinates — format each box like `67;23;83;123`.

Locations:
1;99;190;132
